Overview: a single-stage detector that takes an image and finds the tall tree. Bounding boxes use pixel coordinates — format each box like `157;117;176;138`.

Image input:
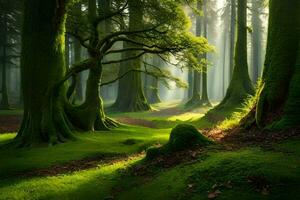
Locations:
0;0;22;109
113;0;151;112
200;0;211;106
185;0;202;107
251;0;263;83
229;0;236;79
145;55;161;104
244;0;300;129
17;0;74;146
216;0;254;110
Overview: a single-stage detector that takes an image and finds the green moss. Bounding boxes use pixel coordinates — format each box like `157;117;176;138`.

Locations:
146;124;213;159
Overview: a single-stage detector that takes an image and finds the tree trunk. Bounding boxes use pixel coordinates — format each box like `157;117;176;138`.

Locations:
16;0;74;146
66;0;118;131
187;68;193;99
229;0;236;80
222;24;228;98
113;0;151;112
146;56;161;104
74;38;83;102
185;0;202;107
0;15;9;109
254;0;300;129
200;0;211;107
217;0;254;110
251;0;262;84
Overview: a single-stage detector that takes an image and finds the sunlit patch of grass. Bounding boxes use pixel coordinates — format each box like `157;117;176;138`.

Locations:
217;95;256;130
117;140;300;200
167;112;204;121
217;80;262;131
0;133;15;145
0;156;143;200
0;126;170;178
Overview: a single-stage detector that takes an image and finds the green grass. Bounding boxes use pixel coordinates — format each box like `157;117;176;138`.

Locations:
0;126;170;178
108;101;212;129
117;140;300;200
1;132;299;200
1;101;300;200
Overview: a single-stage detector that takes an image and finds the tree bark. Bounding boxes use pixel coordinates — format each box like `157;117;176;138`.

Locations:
254;0;300;129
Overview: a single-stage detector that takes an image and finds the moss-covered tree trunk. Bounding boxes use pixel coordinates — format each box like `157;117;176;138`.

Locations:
16;0;74;146
113;0;151;112
200;0;212;107
66;0;118;131
254;0;300;129
217;0;254;109
0;15;10;109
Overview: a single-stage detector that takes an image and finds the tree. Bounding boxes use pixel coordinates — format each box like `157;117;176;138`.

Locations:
113;0;151;112
244;0;300;130
185;0;203;107
200;0;211;107
0;0;22;109
215;0;254;110
145;55;162;104
16;0;74;146
229;0;236;79
251;0;263;83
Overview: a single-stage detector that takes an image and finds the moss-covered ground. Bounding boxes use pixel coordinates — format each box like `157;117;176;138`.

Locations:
0;102;299;200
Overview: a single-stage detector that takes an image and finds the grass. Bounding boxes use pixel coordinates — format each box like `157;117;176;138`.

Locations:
0;126;170;178
2;136;299;200
108;101;212;129
116;140;300;200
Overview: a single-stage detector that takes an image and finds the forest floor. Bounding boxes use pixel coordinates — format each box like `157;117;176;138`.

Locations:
0;102;299;200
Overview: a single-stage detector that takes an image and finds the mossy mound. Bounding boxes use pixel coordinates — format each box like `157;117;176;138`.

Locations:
146;124;213;160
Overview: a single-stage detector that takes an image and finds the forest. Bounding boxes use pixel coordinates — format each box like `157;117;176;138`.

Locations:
0;0;299;199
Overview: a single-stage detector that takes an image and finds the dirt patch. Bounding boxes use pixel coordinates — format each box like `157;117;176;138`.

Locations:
17;154;135;178
0;115;22;133
116;117;157;128
203;127;300;149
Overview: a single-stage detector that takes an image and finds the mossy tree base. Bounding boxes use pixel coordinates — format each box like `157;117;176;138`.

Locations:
146;124;213;160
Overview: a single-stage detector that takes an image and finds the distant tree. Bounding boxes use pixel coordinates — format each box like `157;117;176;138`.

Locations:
251;0;264;83
0;0;22;109
229;0;236;79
